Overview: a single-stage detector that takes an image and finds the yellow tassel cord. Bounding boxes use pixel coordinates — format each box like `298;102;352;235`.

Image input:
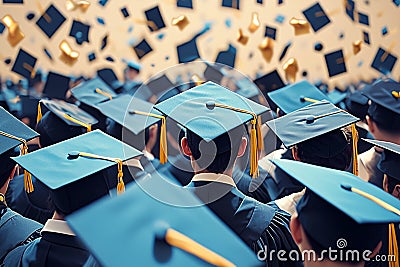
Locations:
301;97;319;103
95;88;113;100
165;228;235;267
344;185;400;267
36;101;42;124
256;116;264;151
75;152;125;195
63;114;92;132
351;124;359;176
389;223;399;267
0;131;33;192
392;91;400;98
210;103;260;178
130;111;168;164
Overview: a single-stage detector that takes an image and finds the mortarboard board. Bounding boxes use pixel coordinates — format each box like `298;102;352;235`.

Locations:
177;0;193;9
345;90;369;119
11;49;37;80
264;26;277;40
363;31;370;45
203;64;224;83
177;37;200;63
12;130;143;213
71;78;116;108
133;38;153;60
271;159;400;252
326;88;347;105
144;6;166;32
38;99;98;133
302;2;331;32
146;74;176;97
98;0;108;6
3;0;23;3
278;41;292;62
345;0;355;21
66;173;263;267
324;49;347;77
155;81;269;177
221;0;240;9
253;69;285;112
19;95;39;120
266;101;358;157
88;52;96;62
215;44;236;68
36;4;66;39
0;22;5;34
96;68;123;91
362;79;400;129
358;12;369;26
382;26;388;36
120;7;130;18
69;20;90;45
267;80;330;114
371;47;397;74
42;71;71;100
124;60;141;72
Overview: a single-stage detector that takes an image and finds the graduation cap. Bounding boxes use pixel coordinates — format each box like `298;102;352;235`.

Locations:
0;107;39;192
0;22;5;34
120;7;130;18
221;0;240;9
144;6;166;32
36;4;66;38
215;44;236;68
19;95;39;121
324;49;347;77
302;2;331;32
358;12;369;26
42;71;71;100
203;64;224;83
326;88;347;105
272;159;400;254
345;0;355;21
69;20;90;45
345;90;369;119
66;173;262;267
177;0;193;9
371;47;397;74
11;49;37;79
98;0;108;6
254;70;285;112
96;68;123;91
363;31;370;45
155;81;269;177
133;38;153;60
71;78;116;108
177;37;200;63
278;41;292;62
3;0;23;3
362;79;400;129
12;130;143;213
267;80;330;114
264;26;277;40
124;60;141;72
146;74;177;98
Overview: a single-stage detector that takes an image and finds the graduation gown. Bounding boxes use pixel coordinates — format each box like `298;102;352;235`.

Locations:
0;202;42;263
2;219;92;267
5;175;54;224
158;154;195;186
358;147;384;188
187;173;302;267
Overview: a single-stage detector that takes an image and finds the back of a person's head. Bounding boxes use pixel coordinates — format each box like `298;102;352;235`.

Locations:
0;148;18;189
36;111;86;147
295;129;352;171
106;118;149;151
186;126;245;173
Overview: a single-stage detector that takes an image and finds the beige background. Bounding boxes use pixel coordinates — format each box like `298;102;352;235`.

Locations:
1;0;399;88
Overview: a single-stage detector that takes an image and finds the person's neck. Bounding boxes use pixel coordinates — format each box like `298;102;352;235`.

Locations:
52;211;65;221
304;260;364;267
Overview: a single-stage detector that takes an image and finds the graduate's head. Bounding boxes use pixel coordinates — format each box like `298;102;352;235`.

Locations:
292;128;352;171
271;160;399;265
0;148;18;190
36;100;97;148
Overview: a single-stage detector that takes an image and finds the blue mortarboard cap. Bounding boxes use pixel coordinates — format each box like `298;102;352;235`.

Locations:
155;81;269;142
314;42;323;51
345;0;355;21
98;0;108;6
43;47;53;60
266;101;358;151
264;26;277;40
120;7;130;18
69;20;90;45
66;173;262;267
3;0;23;3
275;14;285;24
271;159;400;251
88;52;96;62
371;47;397;74
267;80;330;114
11;49;37;79
96;17;105;25
0;22;5;34
345;90;369;119
0;107;39;155
394;0;400;6
363;31;370;45
26;13;35;21
215;44;236;68
177;0;193;9
133;38;153;60
177;37;200;63
96;68;122;91
125;60;141;72
302;2;331;32
222;0;240;9
254;69;285;112
362;139;400;181
358;12;369;26
100;34;108;50
36;4;66;38
326;88;347;105
145;6;166;32
324;49;347;77
42;71;71;100
71;78;116;108
146;74;176;97
203;64;224;83
19;95;39;119
382;26;388;36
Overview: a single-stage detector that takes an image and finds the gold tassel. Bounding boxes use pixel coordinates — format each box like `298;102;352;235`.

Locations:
389;223;399;267
95;88;113;100
351;124;359;176
256;116;264;152
250;119;259;178
20;141;34;193
159;117;168;164
301;97;319;103
116;159;125;195
36;101;42;124
63;114;92;133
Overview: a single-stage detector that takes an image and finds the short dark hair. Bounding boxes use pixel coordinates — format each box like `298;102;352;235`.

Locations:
0;148;18;188
386;174;399;194
186;126;245;173
106;118;150;151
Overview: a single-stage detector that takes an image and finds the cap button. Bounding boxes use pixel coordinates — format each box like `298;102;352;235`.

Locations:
67;151;80;160
206;101;216;110
300;96;305;102
306;116;315;124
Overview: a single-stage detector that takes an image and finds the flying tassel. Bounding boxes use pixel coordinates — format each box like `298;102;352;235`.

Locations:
389;223;399;267
351;124;359;176
159;117;168;164
249;119;259;178
36;101;42;124
116;159;125;195
20;140;34;193
256;116;264;152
